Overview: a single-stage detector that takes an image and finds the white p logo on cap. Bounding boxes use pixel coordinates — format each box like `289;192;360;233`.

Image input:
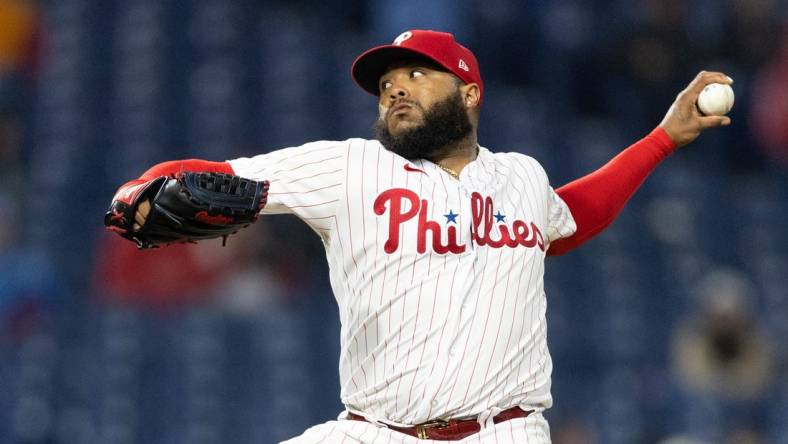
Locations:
393;31;413;46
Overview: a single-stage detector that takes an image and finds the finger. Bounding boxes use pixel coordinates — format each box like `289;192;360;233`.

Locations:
684;71;734;101
697;70;732;83
134;200;151;227
139;199;150;217
698;115;732;129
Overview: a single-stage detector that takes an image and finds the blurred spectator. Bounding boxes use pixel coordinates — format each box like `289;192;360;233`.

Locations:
605;0;697;130
657;436;711;444
725;429;764;444
0;193;60;342
0;0;39;76
209;223;291;317
727;0;783;70
552;416;597;444
0;0;40;195
657;437;711;444
656;428;765;444
750;19;788;169
0;107;23;194
92;231;235;310
91;212;318;311
671;269;774;400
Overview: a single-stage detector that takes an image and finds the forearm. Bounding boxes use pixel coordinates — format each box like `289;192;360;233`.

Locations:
548;127;676;256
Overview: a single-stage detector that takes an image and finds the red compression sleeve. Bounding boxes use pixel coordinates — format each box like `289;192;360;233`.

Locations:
547;127;677;256
138;159;234;181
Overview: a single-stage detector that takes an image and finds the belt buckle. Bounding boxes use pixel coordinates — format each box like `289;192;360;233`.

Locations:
415;419;450;439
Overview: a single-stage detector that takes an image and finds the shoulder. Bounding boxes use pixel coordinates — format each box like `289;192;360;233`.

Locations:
484;148;550;182
290;138;359;153
347;138;385;152
301;138;387;155
230;139;367;162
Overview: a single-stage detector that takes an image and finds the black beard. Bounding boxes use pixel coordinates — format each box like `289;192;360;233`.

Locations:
374;93;473;161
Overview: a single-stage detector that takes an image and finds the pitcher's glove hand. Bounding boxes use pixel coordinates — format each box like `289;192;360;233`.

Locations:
104;172;269;249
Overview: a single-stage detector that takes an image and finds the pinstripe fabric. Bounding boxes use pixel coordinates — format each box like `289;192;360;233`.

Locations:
229;139;574;440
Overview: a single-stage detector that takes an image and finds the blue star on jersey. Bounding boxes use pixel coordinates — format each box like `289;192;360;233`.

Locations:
494;211;506;223
444;210;458;224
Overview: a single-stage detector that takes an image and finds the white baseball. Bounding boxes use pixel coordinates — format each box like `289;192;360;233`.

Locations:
697;83;734;116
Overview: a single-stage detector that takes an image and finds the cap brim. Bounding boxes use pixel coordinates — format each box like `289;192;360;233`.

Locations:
351;45;445;96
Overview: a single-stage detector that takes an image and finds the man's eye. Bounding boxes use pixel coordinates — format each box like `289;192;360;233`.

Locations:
380;81;392;90
411;70;425;78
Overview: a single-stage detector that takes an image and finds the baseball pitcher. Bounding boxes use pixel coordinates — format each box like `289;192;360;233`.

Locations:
104;30;732;443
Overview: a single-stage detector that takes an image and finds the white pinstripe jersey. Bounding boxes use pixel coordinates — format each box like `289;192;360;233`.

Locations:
229;138;576;426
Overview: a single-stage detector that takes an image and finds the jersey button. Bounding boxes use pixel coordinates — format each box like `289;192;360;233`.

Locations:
449;348;456;357
431;399;438;407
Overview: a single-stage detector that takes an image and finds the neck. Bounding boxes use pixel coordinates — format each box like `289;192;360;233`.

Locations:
431;133;478;175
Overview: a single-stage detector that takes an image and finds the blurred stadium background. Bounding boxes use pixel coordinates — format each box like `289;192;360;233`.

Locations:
1;0;787;443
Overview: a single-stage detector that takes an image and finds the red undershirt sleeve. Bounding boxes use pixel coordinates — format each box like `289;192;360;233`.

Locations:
547;127;677;256
137;159;235;181
111;159;235;205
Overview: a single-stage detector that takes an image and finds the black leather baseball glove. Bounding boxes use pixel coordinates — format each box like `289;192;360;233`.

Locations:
105;172;269;249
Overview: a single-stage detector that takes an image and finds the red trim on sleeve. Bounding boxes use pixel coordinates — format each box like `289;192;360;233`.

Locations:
547;127;677;256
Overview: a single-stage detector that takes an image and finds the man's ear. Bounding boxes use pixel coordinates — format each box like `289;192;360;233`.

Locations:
460;83;481;109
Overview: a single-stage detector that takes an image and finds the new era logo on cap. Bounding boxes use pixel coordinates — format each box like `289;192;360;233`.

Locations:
351;29;484;103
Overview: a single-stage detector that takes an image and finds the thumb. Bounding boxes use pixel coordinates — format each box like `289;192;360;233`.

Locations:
699;115;731;129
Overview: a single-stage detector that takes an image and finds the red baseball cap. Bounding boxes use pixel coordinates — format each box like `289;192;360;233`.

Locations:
351;30;483;102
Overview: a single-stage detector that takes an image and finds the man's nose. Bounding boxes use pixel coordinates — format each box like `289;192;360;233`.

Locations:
387;84;409;101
